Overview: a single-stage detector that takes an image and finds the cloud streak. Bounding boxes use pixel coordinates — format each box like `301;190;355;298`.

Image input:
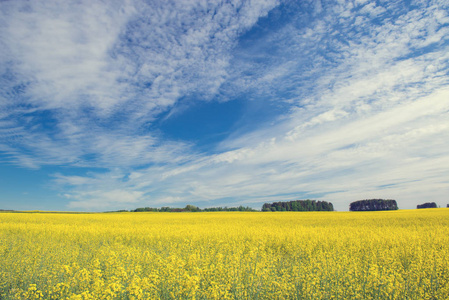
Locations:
1;0;279;167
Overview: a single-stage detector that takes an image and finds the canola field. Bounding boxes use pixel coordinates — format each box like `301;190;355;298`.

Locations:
1;209;448;299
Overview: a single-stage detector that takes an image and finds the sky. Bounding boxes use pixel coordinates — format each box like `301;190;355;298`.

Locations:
0;0;448;212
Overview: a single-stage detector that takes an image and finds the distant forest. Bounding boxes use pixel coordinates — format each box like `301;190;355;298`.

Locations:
349;199;398;211
3;199;449;212
128;205;256;213
124;200;335;213
7;199;447;213
417;202;437;209
262;200;334;212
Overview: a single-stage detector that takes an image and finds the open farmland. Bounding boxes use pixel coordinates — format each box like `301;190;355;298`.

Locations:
1;209;448;299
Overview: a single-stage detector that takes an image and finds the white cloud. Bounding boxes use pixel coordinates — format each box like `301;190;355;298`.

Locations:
66;189;144;210
131;1;449;211
1;0;134;110
0;0;279;169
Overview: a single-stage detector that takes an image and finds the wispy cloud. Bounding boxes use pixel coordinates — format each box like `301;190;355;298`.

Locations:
1;0;279;167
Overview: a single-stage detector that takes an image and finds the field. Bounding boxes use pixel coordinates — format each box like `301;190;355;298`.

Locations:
1;209;448;299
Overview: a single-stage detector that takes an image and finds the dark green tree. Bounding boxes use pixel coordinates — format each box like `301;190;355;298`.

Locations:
417;202;437;209
262;200;334;212
349;199;398;211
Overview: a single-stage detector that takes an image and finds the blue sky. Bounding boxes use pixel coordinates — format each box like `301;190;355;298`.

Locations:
1;0;448;211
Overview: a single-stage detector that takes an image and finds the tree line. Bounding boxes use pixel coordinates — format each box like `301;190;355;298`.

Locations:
261;200;334;211
108;199;449;213
417;202;437;209
349;199;398;211
2;199;448;213
129;205;257;213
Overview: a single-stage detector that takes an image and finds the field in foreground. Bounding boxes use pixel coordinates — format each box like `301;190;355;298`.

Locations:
1;209;448;299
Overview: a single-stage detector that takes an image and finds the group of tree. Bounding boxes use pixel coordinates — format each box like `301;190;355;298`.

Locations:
262;200;334;212
109;199;449;213
349;199;398;211
202;206;257;212
129;205;256;213
417;202;437;209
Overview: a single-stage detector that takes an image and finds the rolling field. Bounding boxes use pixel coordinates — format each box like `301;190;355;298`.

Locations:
1;209;448;299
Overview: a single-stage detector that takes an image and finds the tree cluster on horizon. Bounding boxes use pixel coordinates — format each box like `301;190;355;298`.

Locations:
129;205;256;213
262;200;334;212
417;202;437;209
349;199;398;211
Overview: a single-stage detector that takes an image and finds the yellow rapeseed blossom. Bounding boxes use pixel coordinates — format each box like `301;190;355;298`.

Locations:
0;209;448;299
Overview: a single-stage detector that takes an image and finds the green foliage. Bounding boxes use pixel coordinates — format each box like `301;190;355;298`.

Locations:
130;205;256;212
184;205;200;212
349;199;398;211
133;207;158;212
262;200;334;212
202;206;256;212
417;202;437;209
